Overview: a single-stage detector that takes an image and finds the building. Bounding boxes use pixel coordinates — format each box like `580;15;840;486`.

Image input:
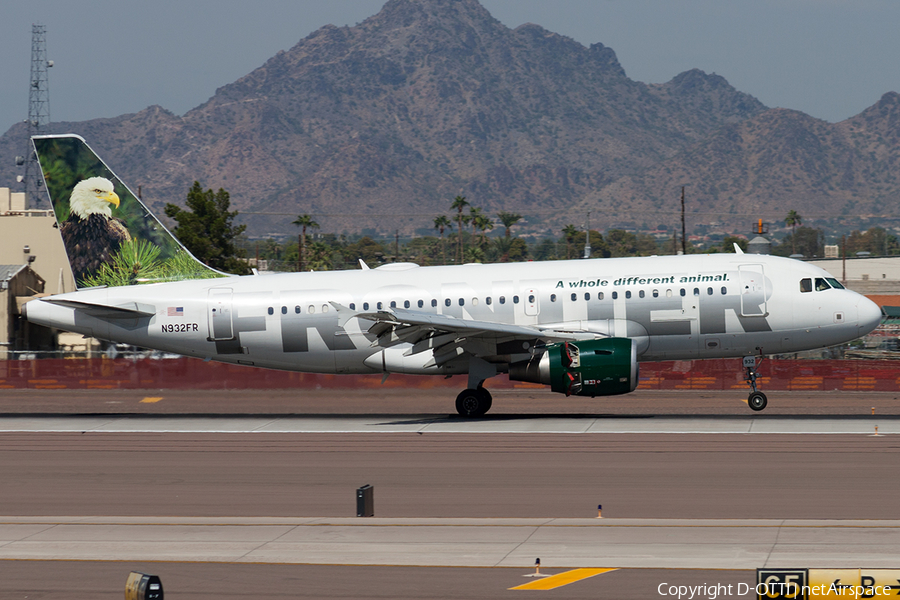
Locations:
0;264;53;359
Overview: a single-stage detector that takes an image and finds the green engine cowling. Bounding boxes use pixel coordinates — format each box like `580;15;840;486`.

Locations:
508;338;638;397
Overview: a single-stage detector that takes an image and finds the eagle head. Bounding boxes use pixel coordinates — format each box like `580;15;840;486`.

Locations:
70;177;121;219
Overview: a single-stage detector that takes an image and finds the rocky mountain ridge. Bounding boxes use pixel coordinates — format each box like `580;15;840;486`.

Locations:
1;0;896;236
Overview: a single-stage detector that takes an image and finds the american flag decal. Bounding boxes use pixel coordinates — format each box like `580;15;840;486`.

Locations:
167;307;184;317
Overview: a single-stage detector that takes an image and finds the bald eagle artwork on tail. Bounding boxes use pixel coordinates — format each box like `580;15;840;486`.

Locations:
61;176;132;282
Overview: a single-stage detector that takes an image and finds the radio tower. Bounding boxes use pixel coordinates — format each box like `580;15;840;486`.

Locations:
20;24;52;209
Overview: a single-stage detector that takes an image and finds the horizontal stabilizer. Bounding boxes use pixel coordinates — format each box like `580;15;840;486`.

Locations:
42;297;156;319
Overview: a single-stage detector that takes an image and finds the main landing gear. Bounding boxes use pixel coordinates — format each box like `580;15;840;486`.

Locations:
456;357;496;417
455;386;493;417
743;354;767;412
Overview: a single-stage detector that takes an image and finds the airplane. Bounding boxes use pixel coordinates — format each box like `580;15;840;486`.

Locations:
23;134;883;416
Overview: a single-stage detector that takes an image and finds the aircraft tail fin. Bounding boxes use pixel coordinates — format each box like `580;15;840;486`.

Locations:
31;134;225;289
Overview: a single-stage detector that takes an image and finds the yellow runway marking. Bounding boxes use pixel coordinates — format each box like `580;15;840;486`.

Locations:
140;397;163;404
510;568;617;590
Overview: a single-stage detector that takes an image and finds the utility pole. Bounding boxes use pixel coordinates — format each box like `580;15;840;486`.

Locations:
680;186;686;255
19;24;52;209
583;210;591;259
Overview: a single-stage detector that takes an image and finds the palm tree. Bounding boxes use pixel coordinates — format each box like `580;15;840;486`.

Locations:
785;210;802;255
433;215;453;265
497;211;522;239
468;207;484;248
562;224;579;260
474;213;494;247
291;214;320;272
450;196;469;263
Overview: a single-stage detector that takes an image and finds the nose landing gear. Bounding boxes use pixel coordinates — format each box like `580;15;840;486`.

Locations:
743;354;767;411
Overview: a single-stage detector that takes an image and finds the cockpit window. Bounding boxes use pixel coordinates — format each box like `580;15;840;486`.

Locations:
815;277;830;291
826;278;845;289
800;278;812;293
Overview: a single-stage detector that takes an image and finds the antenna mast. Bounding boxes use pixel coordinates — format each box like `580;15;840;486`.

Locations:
22;24;52;209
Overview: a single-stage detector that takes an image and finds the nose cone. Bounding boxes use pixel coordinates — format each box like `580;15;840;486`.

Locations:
857;296;883;336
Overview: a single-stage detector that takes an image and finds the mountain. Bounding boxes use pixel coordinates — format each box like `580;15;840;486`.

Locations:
3;0;895;236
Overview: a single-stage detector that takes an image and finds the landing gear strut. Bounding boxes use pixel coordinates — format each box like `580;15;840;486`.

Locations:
455;386;492;417
743;354;767;412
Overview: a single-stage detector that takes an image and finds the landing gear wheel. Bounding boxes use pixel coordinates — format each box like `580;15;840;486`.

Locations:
748;392;768;412
455;388;492;417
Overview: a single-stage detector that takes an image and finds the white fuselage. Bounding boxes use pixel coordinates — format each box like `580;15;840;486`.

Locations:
25;254;882;376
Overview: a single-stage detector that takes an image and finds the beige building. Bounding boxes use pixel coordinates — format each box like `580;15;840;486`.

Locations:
0;188;96;356
808;257;900;294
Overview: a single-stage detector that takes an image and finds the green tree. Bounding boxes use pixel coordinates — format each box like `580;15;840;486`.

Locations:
450;196;469;264
497;211;522;238
164;182;248;273
562;224;579;259
784;210;802;255
774;226;824;258
722;236;748;253
291;214;320;272
473;212;494;247
433;215;453;265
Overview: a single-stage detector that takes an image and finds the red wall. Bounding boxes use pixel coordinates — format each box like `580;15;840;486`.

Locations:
1;357;898;391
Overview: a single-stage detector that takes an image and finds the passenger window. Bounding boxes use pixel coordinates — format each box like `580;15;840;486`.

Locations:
693;288;700;296
472;298;478;306
680;288;686;297
815;278;830;291
639;290;645;299
444;298;451;307
390;301;397;308
295;306;301;314
321;304;329;313
458;298;465;306
431;299;437;308
513;296;519;304
653;289;659;298
404;300;410;308
666;289;673;298
625;291;631;299
707;287;713;295
363;302;370;311
376;302;382;310
267;307;274;315
571;293;577;301
417;300;423;308
528;294;535;303
612;291;618;300
598;292;604;300
584;293;590;301
550;294;557;302
721;287;727;295
309;305;316;314
499;296;506;304
800;278;812;293
826;278;845;289
486;297;492;305
281;306;287;314
349;303;355;310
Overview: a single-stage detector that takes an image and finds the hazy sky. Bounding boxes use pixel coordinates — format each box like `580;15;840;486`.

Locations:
1;0;898;130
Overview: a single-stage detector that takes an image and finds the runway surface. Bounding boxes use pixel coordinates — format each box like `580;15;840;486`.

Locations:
2;516;898;569
2;389;899;598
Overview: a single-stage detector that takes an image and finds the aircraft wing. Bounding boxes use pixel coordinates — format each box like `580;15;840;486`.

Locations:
340;304;592;366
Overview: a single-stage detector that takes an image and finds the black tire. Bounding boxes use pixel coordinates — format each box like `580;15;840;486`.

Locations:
748;392;768;412
456;388;491;417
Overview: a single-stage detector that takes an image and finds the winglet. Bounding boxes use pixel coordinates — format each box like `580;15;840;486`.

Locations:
359;259;370;270
733;243;744;255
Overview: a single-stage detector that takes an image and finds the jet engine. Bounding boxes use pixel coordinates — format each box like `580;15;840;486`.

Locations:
509;338;638;397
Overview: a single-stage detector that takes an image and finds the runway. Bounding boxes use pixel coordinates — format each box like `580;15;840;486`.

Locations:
0;413;897;433
2;390;898;598
2;516;898;568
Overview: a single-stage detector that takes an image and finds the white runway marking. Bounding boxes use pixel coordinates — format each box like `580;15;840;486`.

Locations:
0;415;896;434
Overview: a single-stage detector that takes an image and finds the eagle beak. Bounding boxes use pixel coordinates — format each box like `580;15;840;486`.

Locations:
104;191;120;209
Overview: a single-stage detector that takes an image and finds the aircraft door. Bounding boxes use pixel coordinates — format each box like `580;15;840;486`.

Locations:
524;288;539;317
739;265;767;316
207;288;235;341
